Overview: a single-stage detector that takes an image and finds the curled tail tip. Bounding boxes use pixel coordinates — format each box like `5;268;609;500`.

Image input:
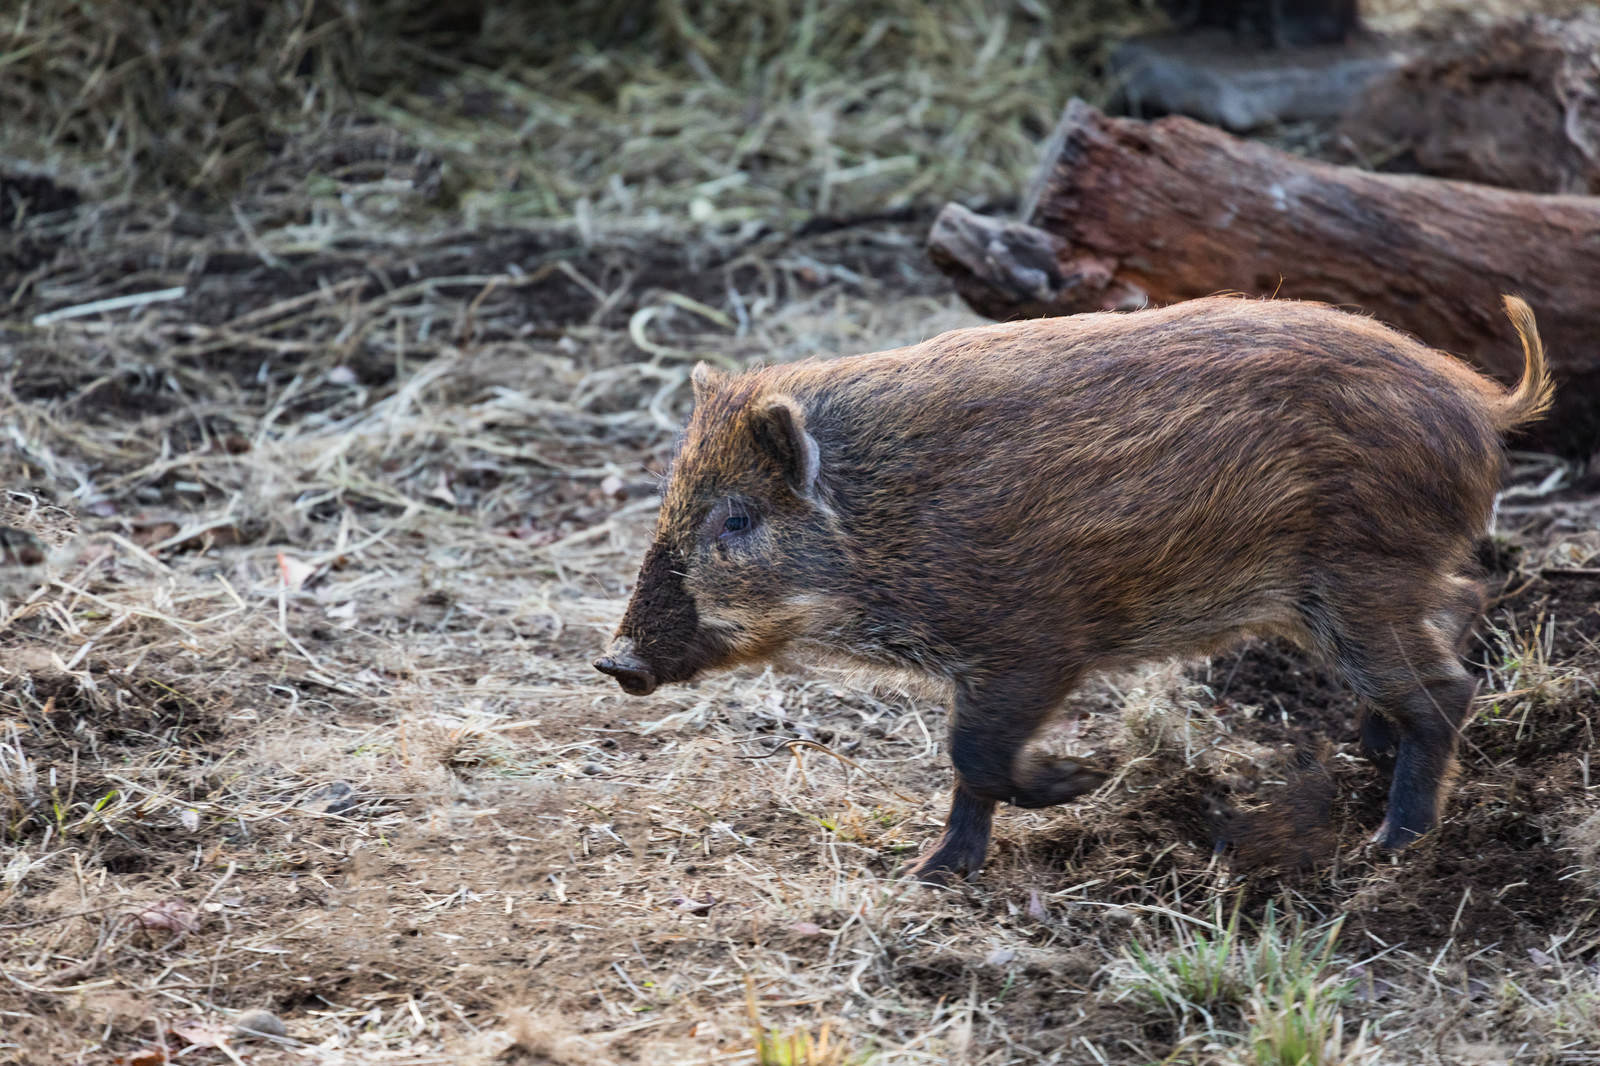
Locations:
1497;293;1554;431
1501;293;1535;334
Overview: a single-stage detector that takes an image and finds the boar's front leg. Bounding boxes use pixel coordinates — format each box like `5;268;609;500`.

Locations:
903;785;997;884
905;671;1107;883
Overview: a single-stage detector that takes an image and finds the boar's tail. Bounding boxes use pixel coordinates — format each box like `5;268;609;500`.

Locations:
1493;295;1554;433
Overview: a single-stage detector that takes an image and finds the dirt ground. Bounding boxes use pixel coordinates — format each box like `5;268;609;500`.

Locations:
4;4;1600;1065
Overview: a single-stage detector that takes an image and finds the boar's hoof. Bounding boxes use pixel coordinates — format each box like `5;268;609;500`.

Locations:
901;856;980;887
1371;818;1426;851
1011;757;1112;809
901;840;988;886
594;655;658;696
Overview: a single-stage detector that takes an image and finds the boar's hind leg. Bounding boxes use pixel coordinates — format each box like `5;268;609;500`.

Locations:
1357;586;1482;775
1328;582;1482;851
1370;669;1475;850
1357;708;1398;770
906;672;1105;883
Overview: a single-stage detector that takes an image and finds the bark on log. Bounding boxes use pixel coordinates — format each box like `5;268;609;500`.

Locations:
927;100;1600;455
1338;12;1600;194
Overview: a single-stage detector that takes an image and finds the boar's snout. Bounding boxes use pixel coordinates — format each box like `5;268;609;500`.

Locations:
594;640;658;696
597;539;711;696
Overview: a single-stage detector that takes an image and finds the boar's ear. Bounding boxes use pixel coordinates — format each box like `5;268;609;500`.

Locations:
750;395;819;500
690;362;725;407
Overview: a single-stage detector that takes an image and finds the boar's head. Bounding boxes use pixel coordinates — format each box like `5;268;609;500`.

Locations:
595;363;832;696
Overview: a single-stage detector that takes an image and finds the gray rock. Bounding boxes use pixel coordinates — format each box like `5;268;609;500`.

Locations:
306;780;359;815
234;1009;287;1040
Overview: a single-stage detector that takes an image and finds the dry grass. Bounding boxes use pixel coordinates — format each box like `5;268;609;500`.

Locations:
3;1;1599;1064
1;0;1145;223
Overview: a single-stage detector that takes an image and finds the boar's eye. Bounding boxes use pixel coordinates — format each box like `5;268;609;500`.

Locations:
705;499;756;546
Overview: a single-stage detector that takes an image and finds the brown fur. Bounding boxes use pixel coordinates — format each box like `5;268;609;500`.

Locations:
596;295;1551;881
1214;743;1339;874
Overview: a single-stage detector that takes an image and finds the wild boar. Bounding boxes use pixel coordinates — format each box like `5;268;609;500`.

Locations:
595;295;1551;882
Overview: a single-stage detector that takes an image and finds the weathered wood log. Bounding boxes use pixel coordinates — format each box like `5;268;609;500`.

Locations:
927;100;1600;455
1338;12;1600;195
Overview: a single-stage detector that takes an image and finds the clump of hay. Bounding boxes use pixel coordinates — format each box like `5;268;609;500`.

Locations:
0;1;483;197
2;0;1146;217
0;491;77;547
1115;661;1229;766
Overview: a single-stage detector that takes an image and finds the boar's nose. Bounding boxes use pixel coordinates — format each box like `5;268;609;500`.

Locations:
594;654;657;696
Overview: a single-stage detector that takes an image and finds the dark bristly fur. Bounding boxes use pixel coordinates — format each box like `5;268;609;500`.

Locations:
595;295;1553;882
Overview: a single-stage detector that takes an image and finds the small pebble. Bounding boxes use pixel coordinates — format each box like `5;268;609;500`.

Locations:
306;780;358;815
582;763;604;776
234;1009;287;1040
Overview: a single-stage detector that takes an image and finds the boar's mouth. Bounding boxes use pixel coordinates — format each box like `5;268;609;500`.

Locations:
595;540;725;696
594;649;657;695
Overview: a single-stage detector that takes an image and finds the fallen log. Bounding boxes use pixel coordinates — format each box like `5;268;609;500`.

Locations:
927;100;1600;455
1338;12;1600;195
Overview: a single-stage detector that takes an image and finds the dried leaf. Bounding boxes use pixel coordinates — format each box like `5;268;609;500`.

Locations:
427;471;457;506
671;894;717;915
171;1019;230;1047
277;552;316;592
120;1051;168;1066
137;898;200;937
130;521;181;548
